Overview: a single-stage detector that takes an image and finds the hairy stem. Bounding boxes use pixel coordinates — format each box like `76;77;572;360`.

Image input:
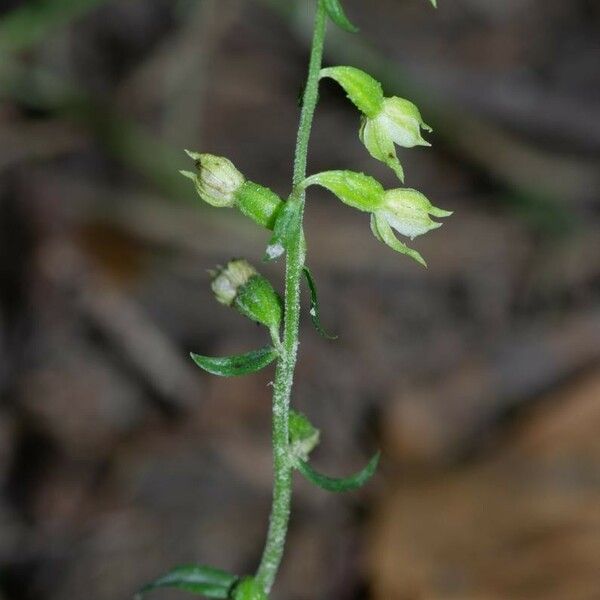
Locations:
255;0;327;593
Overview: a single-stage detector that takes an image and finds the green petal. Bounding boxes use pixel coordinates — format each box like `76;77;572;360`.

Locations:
320;66;384;118
380;98;431;148
370;213;427;267
359;117;405;182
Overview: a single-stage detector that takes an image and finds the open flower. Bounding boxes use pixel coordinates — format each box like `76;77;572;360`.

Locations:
370;188;451;266
359;97;432;181
302;170;451;266
320;66;432;181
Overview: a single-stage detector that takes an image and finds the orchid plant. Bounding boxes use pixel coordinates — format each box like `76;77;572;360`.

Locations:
139;0;447;598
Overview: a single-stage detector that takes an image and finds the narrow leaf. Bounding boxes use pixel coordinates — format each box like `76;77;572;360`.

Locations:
264;198;302;261
296;452;380;493
323;0;359;33
190;346;278;377
137;565;238;599
302;170;385;213
320;66;384;118
302;267;337;340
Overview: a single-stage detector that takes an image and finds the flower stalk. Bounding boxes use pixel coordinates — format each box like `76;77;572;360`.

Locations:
139;0;444;597
255;0;328;592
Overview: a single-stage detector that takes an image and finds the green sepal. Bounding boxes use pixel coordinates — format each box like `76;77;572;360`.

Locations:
234;275;283;330
289;410;320;461
429;0;438;7
264;198;302;261
296;452;380;493
359;116;405;182
370;213;426;267
320;66;384;118
302;170;385;213
190;346;278;377
323;0;359;33
136;565;238;599
302;267;337;340
235;181;284;230
231;577;268;600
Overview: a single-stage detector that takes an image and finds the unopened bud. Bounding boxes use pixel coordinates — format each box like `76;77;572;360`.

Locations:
181;152;284;229
181;151;244;207
211;259;283;330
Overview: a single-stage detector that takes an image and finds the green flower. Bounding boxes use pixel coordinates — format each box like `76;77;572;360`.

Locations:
359;97;432;181
320;67;432;181
371;188;451;267
302;170;451;266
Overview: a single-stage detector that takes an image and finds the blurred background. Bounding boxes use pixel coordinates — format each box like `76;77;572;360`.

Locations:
0;0;599;598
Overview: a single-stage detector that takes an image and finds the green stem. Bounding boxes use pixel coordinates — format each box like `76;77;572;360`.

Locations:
255;0;327;594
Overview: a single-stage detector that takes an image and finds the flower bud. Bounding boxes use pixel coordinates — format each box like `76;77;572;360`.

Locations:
232;577;267;600
289;410;320;461
181;151;244;208
211;259;283;330
181;152;284;229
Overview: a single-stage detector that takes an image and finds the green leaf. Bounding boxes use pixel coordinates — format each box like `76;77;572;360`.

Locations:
302;267;337;340
323;0;359;33
264;198;302;261
296;452;380;493
320;66;384;118
302;170;385;213
430;0;438;8
190;346;278;377
137;565;238;598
